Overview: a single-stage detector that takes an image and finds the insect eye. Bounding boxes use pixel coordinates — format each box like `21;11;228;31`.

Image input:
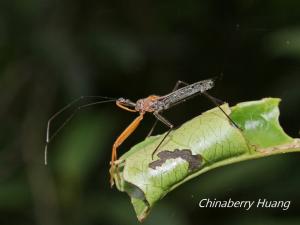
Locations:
117;97;126;103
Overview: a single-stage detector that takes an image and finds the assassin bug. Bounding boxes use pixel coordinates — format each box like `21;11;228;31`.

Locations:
45;78;239;186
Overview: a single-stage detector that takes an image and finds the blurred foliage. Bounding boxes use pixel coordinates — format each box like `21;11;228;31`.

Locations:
0;1;299;225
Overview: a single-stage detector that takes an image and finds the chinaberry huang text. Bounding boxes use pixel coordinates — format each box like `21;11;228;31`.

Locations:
199;198;290;211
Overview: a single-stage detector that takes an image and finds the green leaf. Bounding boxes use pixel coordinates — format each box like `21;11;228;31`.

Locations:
111;98;300;222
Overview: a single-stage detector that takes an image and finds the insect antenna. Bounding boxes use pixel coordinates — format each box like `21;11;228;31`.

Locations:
44;96;116;165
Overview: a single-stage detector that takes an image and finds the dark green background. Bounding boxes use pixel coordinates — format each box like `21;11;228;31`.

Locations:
0;1;299;225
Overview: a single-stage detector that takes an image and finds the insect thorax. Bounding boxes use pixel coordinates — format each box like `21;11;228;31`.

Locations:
135;96;161;112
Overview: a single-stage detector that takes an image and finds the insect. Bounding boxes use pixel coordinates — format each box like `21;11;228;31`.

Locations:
45;78;239;187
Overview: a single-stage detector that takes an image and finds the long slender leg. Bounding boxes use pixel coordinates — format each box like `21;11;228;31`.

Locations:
147;80;189;137
151;112;174;159
45;97;116;165
172;80;189;92
146;120;158;137
203;93;224;105
202;91;241;129
182;82;241;129
177;81;240;129
172;81;241;130
110;113;144;187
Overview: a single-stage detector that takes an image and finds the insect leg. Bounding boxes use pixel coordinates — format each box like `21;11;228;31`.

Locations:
172;80;189;91
173;80;240;129
172;81;241;130
110;113;144;187
202;93;224;105
147;80;189;137
146;120;159;137
116;102;137;112
202;91;241;130
176;80;240;129
151;112;174;159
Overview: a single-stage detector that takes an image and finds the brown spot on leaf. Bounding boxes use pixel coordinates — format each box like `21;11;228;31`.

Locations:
258;139;300;154
149;149;202;172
